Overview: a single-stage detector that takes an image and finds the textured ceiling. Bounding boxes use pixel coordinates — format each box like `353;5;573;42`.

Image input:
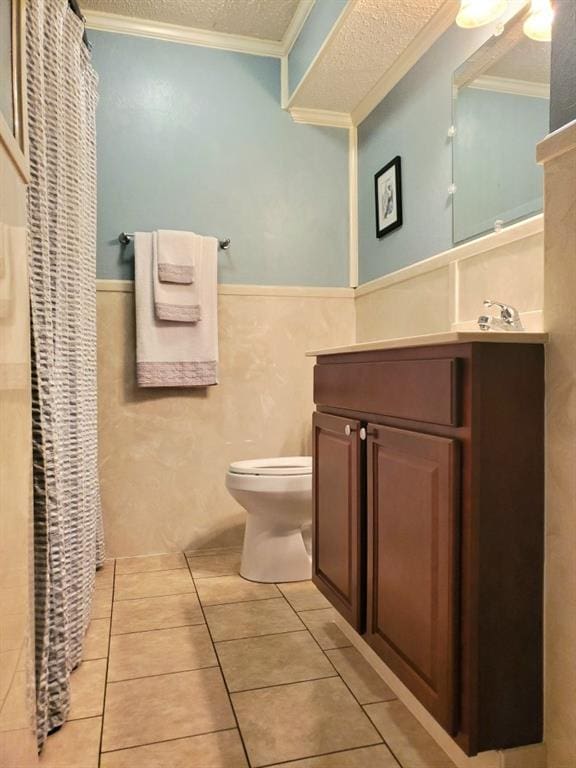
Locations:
486;37;551;84
80;0;301;41
290;0;447;112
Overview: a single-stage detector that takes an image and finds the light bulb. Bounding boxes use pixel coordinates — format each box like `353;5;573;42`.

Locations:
456;0;508;28
523;0;554;41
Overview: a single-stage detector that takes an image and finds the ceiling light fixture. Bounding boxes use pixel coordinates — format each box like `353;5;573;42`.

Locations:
523;0;554;41
455;0;508;29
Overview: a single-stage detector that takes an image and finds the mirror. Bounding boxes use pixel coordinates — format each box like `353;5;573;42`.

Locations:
0;0;15;135
452;11;550;244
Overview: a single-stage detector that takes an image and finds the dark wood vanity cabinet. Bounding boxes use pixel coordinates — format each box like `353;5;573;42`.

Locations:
312;341;544;756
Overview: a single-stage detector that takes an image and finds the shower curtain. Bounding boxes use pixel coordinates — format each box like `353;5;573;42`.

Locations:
26;0;104;748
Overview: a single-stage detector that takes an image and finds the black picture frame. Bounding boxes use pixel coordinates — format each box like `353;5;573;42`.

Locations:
374;155;403;239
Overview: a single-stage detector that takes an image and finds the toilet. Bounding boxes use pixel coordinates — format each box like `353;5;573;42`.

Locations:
225;456;312;583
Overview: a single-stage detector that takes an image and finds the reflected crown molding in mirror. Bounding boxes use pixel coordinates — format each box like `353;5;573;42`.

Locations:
469;75;549;98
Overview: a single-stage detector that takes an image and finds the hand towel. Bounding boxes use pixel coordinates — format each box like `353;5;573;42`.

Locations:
153;232;201;322
135;232;218;387
157;229;195;284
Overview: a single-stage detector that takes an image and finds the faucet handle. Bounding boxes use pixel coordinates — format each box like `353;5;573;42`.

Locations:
482;299;523;328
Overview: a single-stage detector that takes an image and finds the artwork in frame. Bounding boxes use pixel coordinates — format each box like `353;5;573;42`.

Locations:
374;156;403;239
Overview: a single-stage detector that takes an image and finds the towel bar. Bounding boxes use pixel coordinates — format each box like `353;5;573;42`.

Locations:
118;232;231;250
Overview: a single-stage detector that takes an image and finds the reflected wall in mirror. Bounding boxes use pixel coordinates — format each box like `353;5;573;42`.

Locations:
0;0;14;134
452;9;550;244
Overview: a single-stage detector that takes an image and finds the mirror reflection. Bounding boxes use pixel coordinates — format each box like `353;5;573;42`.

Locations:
452;13;550;244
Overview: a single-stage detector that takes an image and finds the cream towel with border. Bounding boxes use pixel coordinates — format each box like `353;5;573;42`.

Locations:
135;231;218;387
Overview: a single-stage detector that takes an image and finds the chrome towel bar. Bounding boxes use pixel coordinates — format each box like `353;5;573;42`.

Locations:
118;232;231;250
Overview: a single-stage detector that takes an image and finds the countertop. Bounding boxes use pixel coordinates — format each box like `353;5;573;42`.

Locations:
306;331;548;357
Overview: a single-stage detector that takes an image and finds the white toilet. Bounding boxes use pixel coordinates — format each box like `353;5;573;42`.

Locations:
225;456;312;583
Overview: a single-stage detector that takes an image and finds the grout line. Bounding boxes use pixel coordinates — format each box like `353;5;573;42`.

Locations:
195;594;283;609
99;726;239;755
114;589;197;602
257;740;396;768
227;673;339;697
114;566;189;576
110;621;206;637
108;663;220;685
98;558;116;766
185;557;253;768
362;704;404;768
213;628;309;647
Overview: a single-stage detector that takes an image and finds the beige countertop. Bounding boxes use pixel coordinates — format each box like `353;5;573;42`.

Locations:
307;331;548;357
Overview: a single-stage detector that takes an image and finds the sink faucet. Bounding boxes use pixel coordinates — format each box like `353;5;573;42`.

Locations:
478;300;524;331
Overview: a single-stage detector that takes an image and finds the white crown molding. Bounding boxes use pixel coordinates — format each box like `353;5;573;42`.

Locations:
287;0;357;107
355;214;544;298
348;127;358;288
469;75;550;99
351;0;457;126
281;0;316;55
289;108;352;128
84;10;285;57
96;279;354;299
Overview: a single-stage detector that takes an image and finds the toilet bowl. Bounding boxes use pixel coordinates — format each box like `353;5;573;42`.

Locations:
225;456;312;583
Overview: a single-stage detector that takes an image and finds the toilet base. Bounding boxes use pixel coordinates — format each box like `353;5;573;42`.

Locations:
240;513;312;583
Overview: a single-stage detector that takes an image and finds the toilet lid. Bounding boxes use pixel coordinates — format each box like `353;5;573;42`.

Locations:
229;456;312;476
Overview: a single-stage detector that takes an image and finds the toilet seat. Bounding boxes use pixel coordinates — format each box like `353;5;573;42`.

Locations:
228;456;312;477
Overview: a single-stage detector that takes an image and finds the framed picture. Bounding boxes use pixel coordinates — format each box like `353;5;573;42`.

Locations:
374;156;402;238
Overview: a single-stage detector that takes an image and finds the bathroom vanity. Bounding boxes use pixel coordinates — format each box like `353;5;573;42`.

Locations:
308;332;546;757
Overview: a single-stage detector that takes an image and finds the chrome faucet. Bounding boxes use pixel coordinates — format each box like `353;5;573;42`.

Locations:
478;300;524;331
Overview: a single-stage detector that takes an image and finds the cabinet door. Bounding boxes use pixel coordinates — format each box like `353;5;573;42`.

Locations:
312;412;363;631
366;424;459;732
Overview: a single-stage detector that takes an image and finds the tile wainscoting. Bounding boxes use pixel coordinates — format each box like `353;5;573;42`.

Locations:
355;215;544;342
96;284;355;557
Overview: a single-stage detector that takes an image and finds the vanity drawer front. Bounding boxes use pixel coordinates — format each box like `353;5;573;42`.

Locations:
314;358;458;426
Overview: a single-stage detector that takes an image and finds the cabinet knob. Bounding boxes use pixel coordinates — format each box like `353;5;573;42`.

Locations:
360;427;367;441
344;424;352;436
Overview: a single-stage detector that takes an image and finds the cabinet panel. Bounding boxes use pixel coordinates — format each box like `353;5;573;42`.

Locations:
314;358;458;426
366;424;459;732
312;412;363;630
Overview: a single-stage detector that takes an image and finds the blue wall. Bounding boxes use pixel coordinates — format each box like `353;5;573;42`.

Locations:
91;31;349;286
358;24;511;285
453;87;547;243
288;0;347;97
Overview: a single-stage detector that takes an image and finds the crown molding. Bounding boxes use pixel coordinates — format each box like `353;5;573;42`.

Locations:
469;75;550;99
84;10;285;57
281;0;316;55
351;0;457;126
289;107;352;128
287;0;357;107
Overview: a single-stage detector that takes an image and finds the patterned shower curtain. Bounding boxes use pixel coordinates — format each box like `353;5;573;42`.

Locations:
26;0;104;748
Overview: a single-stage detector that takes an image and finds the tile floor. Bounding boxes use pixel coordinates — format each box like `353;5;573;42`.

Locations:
39;550;457;768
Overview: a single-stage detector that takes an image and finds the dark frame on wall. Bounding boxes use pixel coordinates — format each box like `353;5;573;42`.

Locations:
374;155;403;239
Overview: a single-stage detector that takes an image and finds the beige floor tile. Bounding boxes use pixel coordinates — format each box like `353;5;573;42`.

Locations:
114;569;195;600
39;717;102;768
115;552;187;575
364;700;457;767
83;617;110;660
69;658;107;720
217;630;336;692
108;625;217;681
326;647;397;705
111;592;204;634
91;588;112;619
298;608;354;650
196;575;280;606
267;744;399;767
278;581;331;611
187;550;242;578
95;560;115;589
231;677;381;767
205;597;304;641
102;668;235;752
100;730;248;768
